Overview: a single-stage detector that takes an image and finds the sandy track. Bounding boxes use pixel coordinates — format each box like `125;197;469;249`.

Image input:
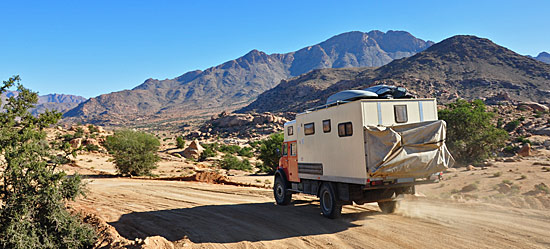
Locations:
75;178;550;248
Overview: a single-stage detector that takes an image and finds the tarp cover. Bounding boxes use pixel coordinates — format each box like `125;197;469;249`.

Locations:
365;120;454;178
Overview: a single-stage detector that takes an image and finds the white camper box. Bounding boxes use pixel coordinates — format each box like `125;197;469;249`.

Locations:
275;95;453;218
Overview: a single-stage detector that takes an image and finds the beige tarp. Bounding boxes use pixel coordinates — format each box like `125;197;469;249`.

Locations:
365;120;454;178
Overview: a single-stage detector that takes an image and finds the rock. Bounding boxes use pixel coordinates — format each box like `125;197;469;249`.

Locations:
532;127;550;136
466;165;476;171
141;236;174;249
504;158;516;162
497;183;512;194
96;126;105;133
517;143;532;157
84;138;100;147
69;138;82;149
182;140;204;159
543;140;550;147
444;168;457;173
519;102;549;112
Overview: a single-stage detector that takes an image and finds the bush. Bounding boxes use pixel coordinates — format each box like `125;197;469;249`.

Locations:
88;124;99;133
218;154;252;171
176;136;186;149
199;146;217;161
493;172;502;177
237;147;254;157
85;143;100;152
0;76;96;248
258;133;284;174
104;129;161;176
514;136;532;145
504;120;520;132
438;99;508;165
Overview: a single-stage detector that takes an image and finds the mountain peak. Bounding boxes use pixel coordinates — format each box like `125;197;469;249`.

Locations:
535;51;550;64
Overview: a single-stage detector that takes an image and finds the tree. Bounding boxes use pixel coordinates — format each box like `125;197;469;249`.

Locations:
258;132;284;174
176;136;185;149
104;129;160;176
438;99;508;165
0;76;96;248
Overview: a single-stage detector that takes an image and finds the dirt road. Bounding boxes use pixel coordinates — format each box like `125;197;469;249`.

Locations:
75;178;550;248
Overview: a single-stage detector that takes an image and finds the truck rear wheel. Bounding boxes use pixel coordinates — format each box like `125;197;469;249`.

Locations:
378;200;397;213
319;183;342;218
274;176;292;205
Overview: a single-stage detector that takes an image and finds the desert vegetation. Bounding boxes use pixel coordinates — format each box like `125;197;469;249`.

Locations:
0;76;96;248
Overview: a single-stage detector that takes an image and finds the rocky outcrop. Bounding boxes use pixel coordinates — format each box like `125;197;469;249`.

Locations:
182;140;204;159
192;112;290;139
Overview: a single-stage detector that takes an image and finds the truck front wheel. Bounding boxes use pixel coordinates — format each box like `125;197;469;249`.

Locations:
274;176;292;205
319;183;342;218
378;200;397;213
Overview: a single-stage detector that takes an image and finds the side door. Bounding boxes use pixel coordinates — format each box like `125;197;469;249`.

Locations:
279;142;289;176
287;141;299;182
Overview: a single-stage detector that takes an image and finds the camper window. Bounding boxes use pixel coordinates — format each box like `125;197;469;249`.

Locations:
304;122;315;135
338;122;353;137
282;144;288;156
323;119;331;133
290;142;297;156
394;105;408;123
287;126;294;136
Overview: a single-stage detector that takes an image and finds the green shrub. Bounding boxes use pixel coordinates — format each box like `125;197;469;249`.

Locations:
258;133;284;174
104;129;161;176
503;145;519;154
438;99;508;165
504;120;520;132
176;136;186;149
237;147;254;157
218;154;252;171
87;124;99;133
218;144;241;154
514;136;532;145
199;146;217;161
493;172;502;177
85;143;100;152
0;76;96;248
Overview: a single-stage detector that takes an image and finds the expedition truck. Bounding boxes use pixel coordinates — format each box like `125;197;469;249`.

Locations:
273;85;454;218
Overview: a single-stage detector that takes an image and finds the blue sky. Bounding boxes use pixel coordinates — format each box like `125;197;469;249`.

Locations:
1;0;549;98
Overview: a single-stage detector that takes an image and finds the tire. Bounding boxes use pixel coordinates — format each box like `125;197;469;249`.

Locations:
319;183;342;218
378;200;398;213
274;176;292;205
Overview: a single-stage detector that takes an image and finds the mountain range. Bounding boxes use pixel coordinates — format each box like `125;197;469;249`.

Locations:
1;91;86;115
240;35;550;113
63;30;434;125
535;52;550;64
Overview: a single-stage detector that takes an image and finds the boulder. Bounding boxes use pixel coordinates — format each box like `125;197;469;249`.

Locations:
69;138;82;149
543;140;550;147
532;127;550;136
84;138;100;147
182;140;204;159
517;143;532;157
141;236;174;249
519;102;549;112
466;165;476;171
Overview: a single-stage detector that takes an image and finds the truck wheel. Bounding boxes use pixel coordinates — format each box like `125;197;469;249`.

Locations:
378;200;397;213
319;183;342;218
274;176;292;205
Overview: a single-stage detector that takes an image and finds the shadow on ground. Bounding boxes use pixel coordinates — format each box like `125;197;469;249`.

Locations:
109;200;381;243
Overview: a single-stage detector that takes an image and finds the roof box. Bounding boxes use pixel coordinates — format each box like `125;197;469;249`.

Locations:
326;90;378;105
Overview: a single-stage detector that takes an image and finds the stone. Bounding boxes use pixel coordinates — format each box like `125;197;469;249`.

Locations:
519;102;549;112
182;140;204;159
69;138;82;149
84;138;100;147
532;127;550;136
543;140;550;147
517;143;532;157
466;165;476;171
141;236;175;249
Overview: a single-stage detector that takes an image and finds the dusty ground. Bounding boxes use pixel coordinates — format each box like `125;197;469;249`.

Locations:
59;127;550;248
72;178;550;249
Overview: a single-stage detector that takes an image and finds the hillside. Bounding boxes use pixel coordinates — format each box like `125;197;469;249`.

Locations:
1;91;86;115
536;52;550;64
63;30;433;125
240;35;550;113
